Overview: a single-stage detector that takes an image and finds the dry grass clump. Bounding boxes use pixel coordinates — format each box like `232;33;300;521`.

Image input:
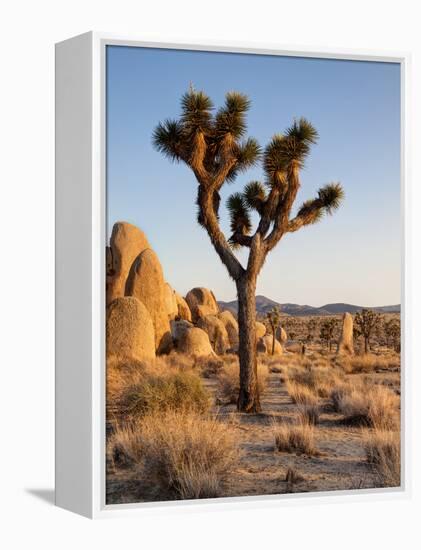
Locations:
340;353;400;374
119;369;211;420
286;380;318;406
258;354;286;374
363;429;400;487
298;404;320;425
136;411;238;499
194;354;225;378
107;353;198;405
286;363;344;398
273;418;317;455
217;359;269;404
155;353;195;371
107;358;147;405
107;422;143;469
331;382;399;429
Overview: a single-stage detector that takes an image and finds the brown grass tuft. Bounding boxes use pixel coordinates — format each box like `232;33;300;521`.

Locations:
286;380;318;406
339;353;400;374
331;382;399;429
118;369;211;420
273;418;317;455
363;429;400;487
298;404;320;425
133;411;238;499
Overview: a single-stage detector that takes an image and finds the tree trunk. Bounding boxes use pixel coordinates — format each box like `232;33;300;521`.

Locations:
271;324;275;355
236;275;261;413
364;337;369;354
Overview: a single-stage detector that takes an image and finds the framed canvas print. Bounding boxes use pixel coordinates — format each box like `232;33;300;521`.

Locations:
55;32;409;518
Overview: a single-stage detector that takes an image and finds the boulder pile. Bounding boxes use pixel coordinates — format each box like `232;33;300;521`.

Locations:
106;221;287;363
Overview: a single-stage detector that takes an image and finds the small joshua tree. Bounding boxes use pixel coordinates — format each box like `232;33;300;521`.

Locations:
384;317;401;352
354;308;380;354
266;306;281;355
306;318;318;344
320;318;338;352
153;88;344;412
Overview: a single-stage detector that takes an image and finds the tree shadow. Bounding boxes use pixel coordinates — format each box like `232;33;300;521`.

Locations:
25;488;55;505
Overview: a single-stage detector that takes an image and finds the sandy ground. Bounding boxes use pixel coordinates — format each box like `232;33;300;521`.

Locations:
107;367;400;503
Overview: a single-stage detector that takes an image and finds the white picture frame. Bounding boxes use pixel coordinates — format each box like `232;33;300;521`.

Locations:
55;31;410;519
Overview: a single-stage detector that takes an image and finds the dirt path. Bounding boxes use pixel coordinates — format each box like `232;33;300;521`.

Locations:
107;371;379;504
214;372;376;496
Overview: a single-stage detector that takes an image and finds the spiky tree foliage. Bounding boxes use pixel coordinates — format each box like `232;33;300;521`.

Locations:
354;309;381;354
320;318;338;352
153;88;344;412
384;318;401;352
266;307;281;355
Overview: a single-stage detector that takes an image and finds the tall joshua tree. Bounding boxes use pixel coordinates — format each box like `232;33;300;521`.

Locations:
153;88;344;412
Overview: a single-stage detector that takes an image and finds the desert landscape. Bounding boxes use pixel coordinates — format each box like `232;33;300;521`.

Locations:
105;49;401;506
105;221;400;504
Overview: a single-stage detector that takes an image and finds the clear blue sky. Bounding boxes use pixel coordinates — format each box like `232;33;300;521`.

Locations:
106;46;401;306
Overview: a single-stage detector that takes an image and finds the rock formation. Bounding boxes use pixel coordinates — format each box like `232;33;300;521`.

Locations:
255;322;267;339
197;315;230;355
337;312;354;355
276;327;288;345
106;296;155;361
257;334;283;355
106;222;150;305
170;319;194;345
185;287;219;323
177;327;215;357
218;310;239;350
175;292;192;322
125;248;172;354
164;283;178;320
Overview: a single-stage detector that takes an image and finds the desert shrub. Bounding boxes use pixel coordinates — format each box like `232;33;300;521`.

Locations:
119;370;210;419
136;411;238;499
107;358;148;406
286;364;343;398
273;418;317;455
363;429;400;487
217;359;269;404
332;383;399;429
194;355;225;378
155;353;195;371
107;423;143;469
286;380;318;406
339;353;400;374
258;354;286;373
298;404;320;425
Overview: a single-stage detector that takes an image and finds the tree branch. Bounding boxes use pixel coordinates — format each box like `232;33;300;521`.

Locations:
197;186;245;280
264;163;301;252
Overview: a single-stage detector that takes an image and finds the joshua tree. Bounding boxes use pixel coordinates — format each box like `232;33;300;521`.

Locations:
320;318;337;352
153;88;344;412
266;306;281;355
384;317;401;352
306;318;318;344
354;308;380;354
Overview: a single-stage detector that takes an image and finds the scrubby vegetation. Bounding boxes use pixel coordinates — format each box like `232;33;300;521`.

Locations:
106;331;401;504
273;418;317;455
217;356;269;405
363;428;400;487
110;411;238;500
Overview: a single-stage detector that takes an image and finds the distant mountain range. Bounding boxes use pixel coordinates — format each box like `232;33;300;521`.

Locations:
218;295;400;317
